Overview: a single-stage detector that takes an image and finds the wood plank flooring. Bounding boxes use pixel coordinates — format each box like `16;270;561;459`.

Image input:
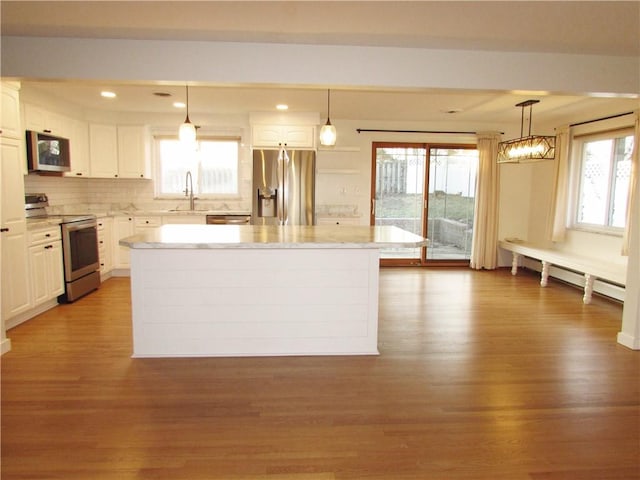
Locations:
2;268;639;480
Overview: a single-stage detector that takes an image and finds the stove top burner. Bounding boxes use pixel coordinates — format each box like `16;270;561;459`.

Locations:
25;193;96;223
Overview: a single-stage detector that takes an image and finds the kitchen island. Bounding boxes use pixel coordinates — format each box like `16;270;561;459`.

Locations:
120;224;426;357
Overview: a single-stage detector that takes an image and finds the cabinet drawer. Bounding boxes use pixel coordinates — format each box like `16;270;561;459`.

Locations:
28;227;61;245
134;216;161;228
316;217;360;226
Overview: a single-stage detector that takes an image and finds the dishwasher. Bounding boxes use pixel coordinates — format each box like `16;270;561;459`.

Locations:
205;214;252;225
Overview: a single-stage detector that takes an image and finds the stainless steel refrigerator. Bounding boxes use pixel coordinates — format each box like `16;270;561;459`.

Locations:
252;148;315;225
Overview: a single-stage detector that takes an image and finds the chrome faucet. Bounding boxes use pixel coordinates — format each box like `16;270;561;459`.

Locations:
185;171;195;210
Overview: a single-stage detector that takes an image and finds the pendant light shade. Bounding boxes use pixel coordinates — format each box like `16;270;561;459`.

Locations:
179;85;197;144
320;89;337;146
497;100;555;163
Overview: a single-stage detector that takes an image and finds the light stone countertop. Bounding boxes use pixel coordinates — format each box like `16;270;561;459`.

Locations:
119;224;427;249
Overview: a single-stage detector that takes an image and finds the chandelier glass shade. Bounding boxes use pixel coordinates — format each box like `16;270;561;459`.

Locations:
497;100;556;163
179;85;197;145
319;89;337;146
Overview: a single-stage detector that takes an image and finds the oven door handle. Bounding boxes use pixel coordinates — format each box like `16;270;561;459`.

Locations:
62;220;97;232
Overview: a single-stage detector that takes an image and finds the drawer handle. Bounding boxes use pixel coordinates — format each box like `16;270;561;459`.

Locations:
0;228;9;233
44;245;53;249
45;233;51;237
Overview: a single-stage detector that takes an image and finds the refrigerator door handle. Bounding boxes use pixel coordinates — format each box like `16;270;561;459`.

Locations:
277;147;286;225
281;148;290;225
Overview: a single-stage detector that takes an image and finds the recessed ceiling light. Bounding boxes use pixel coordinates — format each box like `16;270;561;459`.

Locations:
101;91;116;98
276;104;288;111
173;101;186;108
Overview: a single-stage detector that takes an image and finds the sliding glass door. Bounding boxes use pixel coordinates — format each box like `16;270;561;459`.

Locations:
372;142;478;265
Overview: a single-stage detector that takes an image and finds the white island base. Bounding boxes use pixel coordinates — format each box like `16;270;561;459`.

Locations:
123;225;426;357
130;248;379;357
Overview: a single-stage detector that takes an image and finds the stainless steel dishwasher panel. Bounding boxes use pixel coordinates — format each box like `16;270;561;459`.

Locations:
206;215;252;225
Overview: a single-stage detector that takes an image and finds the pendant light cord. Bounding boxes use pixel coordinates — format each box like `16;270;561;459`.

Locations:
185;85;190;120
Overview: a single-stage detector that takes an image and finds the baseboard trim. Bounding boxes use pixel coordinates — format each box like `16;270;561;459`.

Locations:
617;331;640;350
1;337;12;355
5;299;59;330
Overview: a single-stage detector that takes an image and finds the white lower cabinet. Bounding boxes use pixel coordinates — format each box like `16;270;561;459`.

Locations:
97;217;113;277
113;216;134;270
161;215;205;224
27;226;64;307
113;215;162;271
316;217;360;225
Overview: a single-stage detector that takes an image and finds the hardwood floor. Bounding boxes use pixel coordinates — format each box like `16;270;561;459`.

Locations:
2;268;638;480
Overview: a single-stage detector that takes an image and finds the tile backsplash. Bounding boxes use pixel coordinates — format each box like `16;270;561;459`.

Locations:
23;175;252;214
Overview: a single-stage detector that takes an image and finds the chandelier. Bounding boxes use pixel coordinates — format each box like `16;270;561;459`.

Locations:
497;100;555;163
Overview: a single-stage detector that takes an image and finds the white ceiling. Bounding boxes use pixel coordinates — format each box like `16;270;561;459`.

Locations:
2;1;639;126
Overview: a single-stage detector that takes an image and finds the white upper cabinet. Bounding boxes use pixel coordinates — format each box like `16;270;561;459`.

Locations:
23;103;70;139
117;125;150;178
89;124;118;178
252;125;316;148
64;118;90;178
89;124;151;179
1;83;22;139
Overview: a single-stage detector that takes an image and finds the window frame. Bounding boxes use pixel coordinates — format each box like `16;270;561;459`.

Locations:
569;127;634;236
152;134;242;200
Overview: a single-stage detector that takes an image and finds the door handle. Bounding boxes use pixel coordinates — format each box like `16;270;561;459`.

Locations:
371;199;376;216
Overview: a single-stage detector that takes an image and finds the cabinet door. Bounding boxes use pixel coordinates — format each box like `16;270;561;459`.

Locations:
162;215;204;224
28;241;64;306
23;103;68;137
252;125;284;147
117;125;150;178
89;124;118;178
46;242;65;298
113;217;134;268
283;126;315;148
29;244;49;305
1;83;21;139
97;218;113;275
65;119;90;177
252;125;315;148
1;139;30;318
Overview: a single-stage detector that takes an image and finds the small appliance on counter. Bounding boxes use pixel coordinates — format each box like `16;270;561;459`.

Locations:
25;193;101;302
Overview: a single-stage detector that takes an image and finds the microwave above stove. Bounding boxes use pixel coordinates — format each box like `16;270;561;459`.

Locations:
25;130;71;173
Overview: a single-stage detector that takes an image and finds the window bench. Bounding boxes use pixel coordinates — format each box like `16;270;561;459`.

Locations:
498;240;627;304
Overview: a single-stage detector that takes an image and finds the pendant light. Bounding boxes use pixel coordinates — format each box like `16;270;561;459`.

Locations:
319;89;337;146
179;85;197;144
497;99;555;163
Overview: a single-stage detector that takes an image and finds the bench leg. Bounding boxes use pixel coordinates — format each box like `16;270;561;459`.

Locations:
511;253;520;275
540;261;551;287
583;274;595;304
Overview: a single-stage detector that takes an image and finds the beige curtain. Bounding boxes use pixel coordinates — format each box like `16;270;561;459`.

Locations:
549;125;571;242
470;132;500;270
622;111;639;256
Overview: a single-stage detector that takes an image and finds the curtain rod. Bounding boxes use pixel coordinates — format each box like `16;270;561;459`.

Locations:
569;111;635;128
356;128;504;135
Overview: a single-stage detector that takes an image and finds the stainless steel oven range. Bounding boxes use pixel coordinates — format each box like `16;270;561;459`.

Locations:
25;193;101;302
